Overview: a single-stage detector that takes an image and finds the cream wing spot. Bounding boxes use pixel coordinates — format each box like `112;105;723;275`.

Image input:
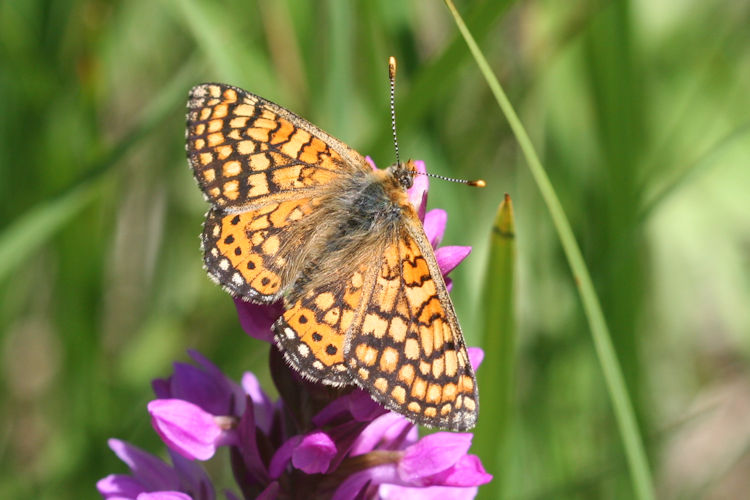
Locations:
234;103;254;116
374;378;388;393
391;386;407;405
463;397;477;412
404;338;419;360
222;161;241;177
230;116;249;128
237;140;255;155
314;292;335;311
445;350;458;377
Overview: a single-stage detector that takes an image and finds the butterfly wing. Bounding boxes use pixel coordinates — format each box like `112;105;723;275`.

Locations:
272;263;373;386
188;83;371;302
201;197;322;302
186;83;370;211
344;221;478;431
272;213;478;428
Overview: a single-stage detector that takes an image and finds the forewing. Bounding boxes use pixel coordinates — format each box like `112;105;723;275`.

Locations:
345;228;478;431
272;264;373;386
201;197;322;303
186;83;370;210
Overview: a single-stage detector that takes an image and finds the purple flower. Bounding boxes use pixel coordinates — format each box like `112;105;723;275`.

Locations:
100;161;490;499
97;439;214;500
102;348;489;499
333;431;491;500
148;399;232;461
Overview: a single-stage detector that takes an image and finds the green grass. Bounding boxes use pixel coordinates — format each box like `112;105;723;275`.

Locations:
475;194;517;499
2;0;750;498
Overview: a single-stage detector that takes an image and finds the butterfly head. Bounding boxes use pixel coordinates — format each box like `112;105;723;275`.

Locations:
387;159;417;190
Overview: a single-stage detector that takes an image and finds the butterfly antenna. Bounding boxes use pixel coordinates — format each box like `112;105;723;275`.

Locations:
389;56;485;188
388;56;401;167
419;171;486;188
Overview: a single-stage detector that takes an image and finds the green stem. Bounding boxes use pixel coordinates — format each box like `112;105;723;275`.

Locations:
443;1;655;499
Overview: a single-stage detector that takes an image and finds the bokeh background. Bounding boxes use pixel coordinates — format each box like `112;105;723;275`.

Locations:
2;0;749;498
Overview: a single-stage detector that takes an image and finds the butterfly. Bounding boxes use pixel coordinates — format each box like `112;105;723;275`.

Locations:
185;83;478;431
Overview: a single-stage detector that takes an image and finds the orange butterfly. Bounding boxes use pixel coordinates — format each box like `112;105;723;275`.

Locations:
186;83;478;431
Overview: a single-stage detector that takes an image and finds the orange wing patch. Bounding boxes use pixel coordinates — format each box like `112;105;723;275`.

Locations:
273;265;371;386
201;198;320;303
187;84;365;210
345;234;478;431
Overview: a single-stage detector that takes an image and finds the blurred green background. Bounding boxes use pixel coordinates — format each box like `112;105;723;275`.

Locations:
2;0;749;498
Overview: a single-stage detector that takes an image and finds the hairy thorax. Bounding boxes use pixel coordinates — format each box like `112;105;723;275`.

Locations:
280;168;414;303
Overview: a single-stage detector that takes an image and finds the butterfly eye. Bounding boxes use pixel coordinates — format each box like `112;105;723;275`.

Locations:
388;162;414;190
397;167;414;189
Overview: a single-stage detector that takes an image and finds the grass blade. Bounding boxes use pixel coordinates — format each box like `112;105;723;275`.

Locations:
475;194;516;499
442;1;655;498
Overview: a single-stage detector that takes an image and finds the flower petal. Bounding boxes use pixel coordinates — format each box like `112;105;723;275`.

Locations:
234;298;282;343
407;160;429;219
333;465;399;500
423;209;447;248
268;436;301;479
312;388;384;427
136;492;193;500
291;431;337;474
234;396;269;484
148;399;223;461
241;372;274;433
467;347;484;371
435;246;471;277
187;351;246;413
108;439;180;491
97;473;146;498
350;413;415;456
168;450;216;500
399;433;473;481
427;454;493;487
379;484;479;500
168;363;228;416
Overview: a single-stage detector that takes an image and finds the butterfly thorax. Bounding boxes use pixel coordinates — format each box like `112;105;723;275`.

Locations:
280;167;415;304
